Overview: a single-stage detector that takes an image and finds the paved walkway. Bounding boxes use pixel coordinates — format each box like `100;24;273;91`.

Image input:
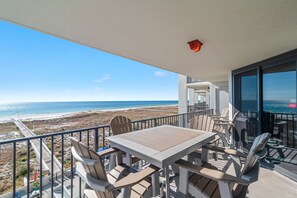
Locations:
13;119;61;174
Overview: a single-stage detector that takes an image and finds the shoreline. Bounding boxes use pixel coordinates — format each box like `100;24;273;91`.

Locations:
0;104;178;123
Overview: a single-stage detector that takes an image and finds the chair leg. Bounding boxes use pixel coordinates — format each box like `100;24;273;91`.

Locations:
201;147;209;162
214;141;218;161
121;188;131;198
218;181;232;198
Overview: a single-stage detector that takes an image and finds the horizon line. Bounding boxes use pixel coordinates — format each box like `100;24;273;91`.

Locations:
0;99;179;105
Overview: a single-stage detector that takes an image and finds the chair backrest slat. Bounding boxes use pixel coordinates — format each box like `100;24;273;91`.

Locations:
70;138;114;198
110;116;132;135
190;115;214;132
197;115;203;130
220;107;229;118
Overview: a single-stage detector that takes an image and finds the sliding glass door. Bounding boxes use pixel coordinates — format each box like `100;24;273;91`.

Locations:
233;58;297;148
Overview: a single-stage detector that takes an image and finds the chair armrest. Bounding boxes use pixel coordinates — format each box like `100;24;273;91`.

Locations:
209;135;221;144
108;164;159;190
213;117;228;121
203;144;247;158
97;147;119;157
255;148;268;159
215;122;233;127
211;114;223;118
175;159;249;185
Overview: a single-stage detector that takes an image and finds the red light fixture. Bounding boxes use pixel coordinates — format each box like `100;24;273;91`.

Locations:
188;39;203;52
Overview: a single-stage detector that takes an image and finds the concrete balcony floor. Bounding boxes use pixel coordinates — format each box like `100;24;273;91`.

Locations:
250;167;297;198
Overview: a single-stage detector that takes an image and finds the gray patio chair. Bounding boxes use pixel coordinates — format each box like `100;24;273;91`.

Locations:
70;137;159;198
189;115;220;161
211;107;229;122
175;132;271;198
110;116;141;167
110;115;133;135
213;111;240;147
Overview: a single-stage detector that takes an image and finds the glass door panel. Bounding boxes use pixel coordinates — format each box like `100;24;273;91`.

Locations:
234;69;259;144
263;62;296;147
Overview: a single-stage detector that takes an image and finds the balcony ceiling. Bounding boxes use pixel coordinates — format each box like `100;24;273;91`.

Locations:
187;82;210;91
1;1;297;82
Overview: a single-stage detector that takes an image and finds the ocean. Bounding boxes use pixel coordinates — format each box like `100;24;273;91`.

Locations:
0;101;178;118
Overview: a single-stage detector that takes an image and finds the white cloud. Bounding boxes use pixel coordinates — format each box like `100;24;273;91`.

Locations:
154;71;167;77
94;74;111;83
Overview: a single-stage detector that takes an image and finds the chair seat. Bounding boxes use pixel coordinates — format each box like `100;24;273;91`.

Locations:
81;164;152;198
108;165;152;198
188;163;220;198
188;163;247;198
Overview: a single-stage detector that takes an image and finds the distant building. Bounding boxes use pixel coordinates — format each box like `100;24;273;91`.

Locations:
178;75;229;115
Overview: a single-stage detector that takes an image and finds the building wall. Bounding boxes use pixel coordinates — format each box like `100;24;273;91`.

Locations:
212;81;229;114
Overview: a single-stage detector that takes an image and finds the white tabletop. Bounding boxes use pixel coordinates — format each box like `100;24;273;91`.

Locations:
108;125;215;168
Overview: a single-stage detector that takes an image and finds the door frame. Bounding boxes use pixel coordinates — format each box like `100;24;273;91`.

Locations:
232;49;297;137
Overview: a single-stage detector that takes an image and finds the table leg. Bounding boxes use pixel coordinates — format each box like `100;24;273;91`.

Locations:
124;153;132;166
116;151;123;165
152;170;160;197
164;165;170;198
179;166;189;194
201;147;209;163
109;153;116;171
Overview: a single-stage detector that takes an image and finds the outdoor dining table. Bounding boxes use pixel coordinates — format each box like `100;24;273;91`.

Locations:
107;125;215;198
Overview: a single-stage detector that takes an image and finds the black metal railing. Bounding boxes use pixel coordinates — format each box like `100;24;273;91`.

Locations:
272;112;297;148
241;111;297;148
188;103;208;113
0;109;213;198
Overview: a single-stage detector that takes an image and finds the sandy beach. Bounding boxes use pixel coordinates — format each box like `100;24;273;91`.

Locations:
0;105;178;195
22;105;178;135
0;105;178;135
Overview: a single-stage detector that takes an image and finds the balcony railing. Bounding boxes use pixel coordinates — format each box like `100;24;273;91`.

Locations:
186;77;205;83
0;109;213;198
272;112;296;148
241;111;297;148
188;103;208;113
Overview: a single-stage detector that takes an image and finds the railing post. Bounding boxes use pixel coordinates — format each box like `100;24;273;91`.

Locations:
94;128;99;152
183;114;186;128
13;142;16;198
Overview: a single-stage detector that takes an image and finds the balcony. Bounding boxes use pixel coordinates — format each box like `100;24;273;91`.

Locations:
186;77;205;84
0;109;296;197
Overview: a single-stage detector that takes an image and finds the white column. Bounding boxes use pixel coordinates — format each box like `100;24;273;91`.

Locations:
209;83;217;112
228;72;233;121
206;91;210;108
194;92;199;103
188;88;195;106
178;74;188;114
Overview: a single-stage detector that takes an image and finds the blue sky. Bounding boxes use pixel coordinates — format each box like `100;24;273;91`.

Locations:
0;21;178;103
242;71;296;101
263;71;296;101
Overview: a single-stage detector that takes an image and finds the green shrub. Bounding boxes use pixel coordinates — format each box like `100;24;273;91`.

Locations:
17;165;27;177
